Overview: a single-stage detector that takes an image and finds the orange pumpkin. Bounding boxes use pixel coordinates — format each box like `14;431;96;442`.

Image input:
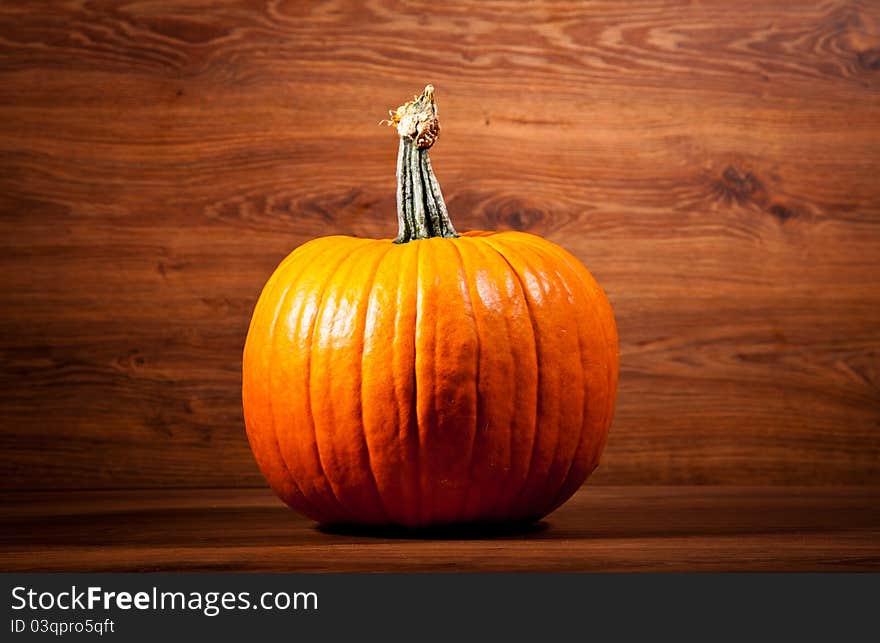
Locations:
243;86;618;527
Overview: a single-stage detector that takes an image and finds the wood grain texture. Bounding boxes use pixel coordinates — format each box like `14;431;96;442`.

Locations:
1;486;878;572
1;1;879;490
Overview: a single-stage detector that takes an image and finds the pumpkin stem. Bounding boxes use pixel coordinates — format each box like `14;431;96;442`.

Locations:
385;85;458;243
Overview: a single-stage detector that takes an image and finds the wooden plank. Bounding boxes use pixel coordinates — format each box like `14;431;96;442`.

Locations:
1;486;878;572
1;1;879;489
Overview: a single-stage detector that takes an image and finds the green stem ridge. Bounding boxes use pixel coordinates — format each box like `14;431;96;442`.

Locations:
387;85;458;244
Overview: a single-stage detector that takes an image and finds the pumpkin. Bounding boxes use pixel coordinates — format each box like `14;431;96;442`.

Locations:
242;86;618;528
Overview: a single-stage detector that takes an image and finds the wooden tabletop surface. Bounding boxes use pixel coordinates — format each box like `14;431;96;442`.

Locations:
3;486;878;572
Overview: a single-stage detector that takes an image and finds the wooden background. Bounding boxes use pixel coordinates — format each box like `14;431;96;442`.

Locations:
1;0;879;491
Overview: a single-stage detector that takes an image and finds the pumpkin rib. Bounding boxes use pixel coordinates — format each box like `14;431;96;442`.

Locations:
415;239;481;524
455;236;517;522
486;236;574;518
265;266;324;519
248;246;336;518
266;244;340;522
276;240;370;522
412;239;426;525
356;241;398;524
517;241;573;513
554;253;619;508
485;240;541;520
505;235;592;516
489;239;543;520
245;275;313;514
478;237;543;520
394;240;422;526
521;236;617;511
414;243;431;524
415;240;443;523
361;241;416;525
447;238;481;524
298;238;375;520
254;242;337;522
310;239;391;524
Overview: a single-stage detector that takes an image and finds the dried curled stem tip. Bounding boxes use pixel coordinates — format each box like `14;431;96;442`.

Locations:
385;84;440;149
386;84;456;243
